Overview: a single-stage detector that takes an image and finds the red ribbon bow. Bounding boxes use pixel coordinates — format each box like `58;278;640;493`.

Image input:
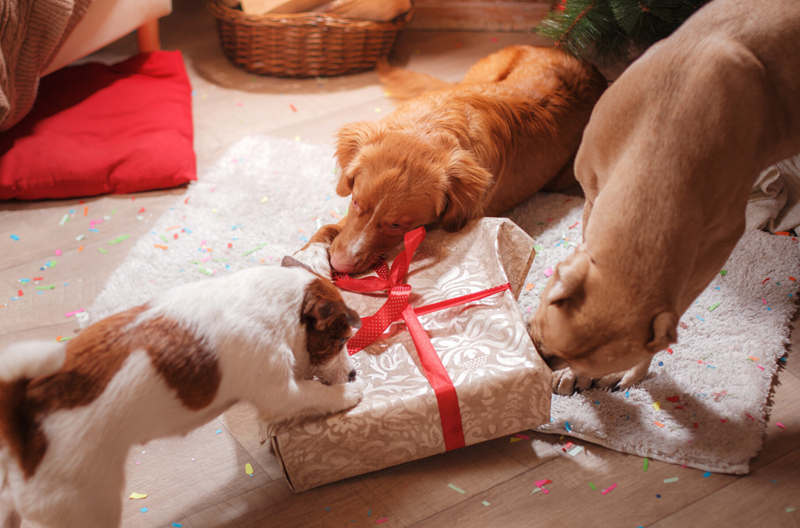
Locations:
334;227;511;451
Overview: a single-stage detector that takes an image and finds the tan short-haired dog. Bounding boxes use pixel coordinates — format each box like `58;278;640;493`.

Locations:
297;45;606;275
531;0;800;394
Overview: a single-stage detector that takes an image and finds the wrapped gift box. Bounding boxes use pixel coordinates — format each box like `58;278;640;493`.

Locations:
266;218;552;492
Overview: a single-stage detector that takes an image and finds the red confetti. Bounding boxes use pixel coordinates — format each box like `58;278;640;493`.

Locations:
666;347;674;354
33;277;43;281
138;207;146;214
675;406;684;409
17;290;23;297
289;104;297;112
694;422;698;428
666;396;680;402
720;419;727;424
184;197;190;204
569;222;580;229
173;234;179;239
227;243;233;248
790;277;796;281
762;277;770;285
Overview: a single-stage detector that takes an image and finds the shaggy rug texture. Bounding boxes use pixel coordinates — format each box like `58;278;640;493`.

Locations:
85;136;800;474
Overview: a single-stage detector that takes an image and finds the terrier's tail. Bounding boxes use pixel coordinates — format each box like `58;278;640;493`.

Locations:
376;58;454;100
0;341;66;383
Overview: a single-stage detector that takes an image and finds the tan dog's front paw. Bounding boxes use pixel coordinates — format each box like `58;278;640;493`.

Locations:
552;368;592;396
593;359;652;391
292;242;332;278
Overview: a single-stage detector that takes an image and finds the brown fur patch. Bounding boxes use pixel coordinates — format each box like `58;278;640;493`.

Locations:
301;279;359;366
0;305;220;479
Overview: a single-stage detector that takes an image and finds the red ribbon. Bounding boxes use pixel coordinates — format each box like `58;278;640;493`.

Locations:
334;226;511;451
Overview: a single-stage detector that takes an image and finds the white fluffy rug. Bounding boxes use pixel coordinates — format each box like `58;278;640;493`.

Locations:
85;136;800;474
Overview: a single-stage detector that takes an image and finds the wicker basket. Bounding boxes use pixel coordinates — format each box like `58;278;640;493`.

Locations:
208;0;414;78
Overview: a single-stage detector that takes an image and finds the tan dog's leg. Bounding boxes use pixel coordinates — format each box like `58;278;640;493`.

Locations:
292;218;346;277
552;368;592;396
593;357;653;391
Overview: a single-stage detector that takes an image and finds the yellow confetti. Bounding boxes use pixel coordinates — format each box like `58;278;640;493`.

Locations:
129;492;147;499
260;196;268;203
245;463;253;476
375;108;382;113
653;401;661;411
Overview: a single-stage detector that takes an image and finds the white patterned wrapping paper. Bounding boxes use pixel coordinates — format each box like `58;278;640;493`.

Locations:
267;218;552;492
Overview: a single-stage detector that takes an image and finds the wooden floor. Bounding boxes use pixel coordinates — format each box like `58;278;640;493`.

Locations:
2;0;799;526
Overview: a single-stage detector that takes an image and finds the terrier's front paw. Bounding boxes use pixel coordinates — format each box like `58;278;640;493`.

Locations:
292;242;332;278
341;378;365;409
552;367;592;396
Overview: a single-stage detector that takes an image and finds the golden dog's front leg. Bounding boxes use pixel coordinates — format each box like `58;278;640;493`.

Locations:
551;367;592;396
291;219;346;277
593;357;653;391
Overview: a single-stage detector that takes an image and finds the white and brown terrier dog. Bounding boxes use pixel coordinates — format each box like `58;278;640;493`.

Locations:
0;259;362;528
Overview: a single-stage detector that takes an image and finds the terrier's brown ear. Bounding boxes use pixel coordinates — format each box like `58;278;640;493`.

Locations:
334;121;384;197
646;309;678;352
546;249;591;305
302;279;362;331
440;151;492;232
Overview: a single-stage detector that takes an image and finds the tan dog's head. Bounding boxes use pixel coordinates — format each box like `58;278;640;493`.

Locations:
530;247;678;379
283;256;361;384
329;121;492;274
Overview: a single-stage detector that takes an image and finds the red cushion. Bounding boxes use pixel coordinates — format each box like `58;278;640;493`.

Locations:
0;51;196;200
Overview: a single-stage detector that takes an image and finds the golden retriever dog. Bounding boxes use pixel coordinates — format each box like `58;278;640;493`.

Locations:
295;45;607;275
531;0;800;395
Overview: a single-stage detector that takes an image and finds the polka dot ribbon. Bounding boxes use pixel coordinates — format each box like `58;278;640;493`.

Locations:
334;226;511;451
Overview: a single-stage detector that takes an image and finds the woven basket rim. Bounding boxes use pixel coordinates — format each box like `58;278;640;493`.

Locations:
207;0;414;29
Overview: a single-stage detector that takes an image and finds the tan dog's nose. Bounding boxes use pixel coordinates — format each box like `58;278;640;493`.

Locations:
330;254;356;274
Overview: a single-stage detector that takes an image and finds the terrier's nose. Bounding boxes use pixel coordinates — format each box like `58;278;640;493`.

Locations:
348;369;357;382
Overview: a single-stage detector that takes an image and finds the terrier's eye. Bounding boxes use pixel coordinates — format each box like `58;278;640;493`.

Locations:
339;337;348;346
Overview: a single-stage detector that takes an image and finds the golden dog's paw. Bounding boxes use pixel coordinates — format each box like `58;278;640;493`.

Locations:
552;368;592;396
593;360;651;391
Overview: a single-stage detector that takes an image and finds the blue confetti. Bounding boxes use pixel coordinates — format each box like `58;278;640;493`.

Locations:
565;421;572;432
325;507;330;511
215;429;222;434
656;494;661;498
19;279;30;283
300;235;309;242
625;391;630;398
184;228;193;234
140;507;148;513
696;315;705;322
658;362;664;366
69;209;75;213
172;524;183;528
232;225;238;230
368;509;372;517
703;472;711;478
88;228;99;233
10;234;19;241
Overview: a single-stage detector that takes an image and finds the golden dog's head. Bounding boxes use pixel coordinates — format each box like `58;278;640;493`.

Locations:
328;121;492;274
530;246;679;379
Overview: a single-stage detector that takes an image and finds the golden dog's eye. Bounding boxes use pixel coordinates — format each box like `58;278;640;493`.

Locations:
389;223;402;229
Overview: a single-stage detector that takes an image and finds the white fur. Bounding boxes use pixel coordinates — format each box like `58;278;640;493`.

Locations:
0;266;361;528
0;342;65;382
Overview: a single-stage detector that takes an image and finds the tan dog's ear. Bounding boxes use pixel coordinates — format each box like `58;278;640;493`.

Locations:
546;250;591;305
646;309;678;352
441;152;492;232
334;121;384;196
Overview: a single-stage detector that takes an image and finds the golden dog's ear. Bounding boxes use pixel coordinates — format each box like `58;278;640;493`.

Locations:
334;121;383;196
646;309;678;352
441;152;492;232
546;249;591;305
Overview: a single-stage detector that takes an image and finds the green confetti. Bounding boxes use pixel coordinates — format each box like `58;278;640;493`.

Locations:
663;477;679;484
481;501;490;506
198;268;213;276
242;243;267;257
720;270;727;276
98;248;108;254
643;458;649;472
448;483;466;494
160;235;169;244
533;245;544;252
59;214;70;226
35;285;55;290
708;302;720;312
109;235;130;245
589;482;597;490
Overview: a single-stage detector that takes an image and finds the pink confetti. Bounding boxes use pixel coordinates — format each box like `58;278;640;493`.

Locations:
746;413;755;421
515;433;530;440
135;461;141;465
543;268;554;277
763;298;767;304
776;422;786;429
534;479;552;488
601;483;617;495
757;365;765;371
64;309;84;318
55;249;62;256
376;519;388;524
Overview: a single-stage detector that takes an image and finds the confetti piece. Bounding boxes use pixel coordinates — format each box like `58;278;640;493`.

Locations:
78;246;84;252
215;429;222;434
564;421;571;432
138;207;146;213
653;402;661;411
534;479;552;488
654;422;665;428
448;483;466;494
368;509;371;517
10;234;19;241
482;501;490;506
790;277;796;281
98;248;108;253
83;206;88;216
140;507;148;513
720;270;727;276
172;524;183;527
154;245;169;250
708;302;720;311
666;396;680;402
758;365;765;371
109;235;130;244
35;285;55;290
703;472;711;478
568;446;584;456
64;309;84;318
543;267;554;277
776;422;786;429
289;104;297;112
59;214;69;225
76;234;86;241
515;433;530;439
510;437;522;443
667;348;673;354
525;283;534;291
589;483;597;490
643;458;649;472
376;519;388;524
601;484;617;495
787;508;796;512
531;487;545;494
129;492;148;499
245;463;253;475
663;477;679;484
166;225;181;231
242;243;267;256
